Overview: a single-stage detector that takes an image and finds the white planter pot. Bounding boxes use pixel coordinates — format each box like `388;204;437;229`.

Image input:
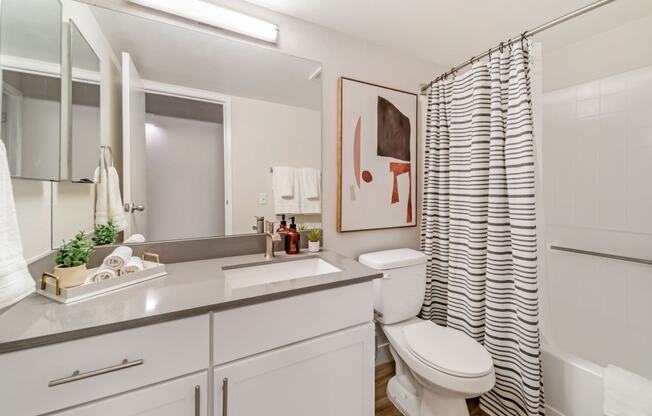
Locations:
54;264;87;288
308;241;320;253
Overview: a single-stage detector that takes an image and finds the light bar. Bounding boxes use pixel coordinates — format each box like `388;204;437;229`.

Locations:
128;0;279;43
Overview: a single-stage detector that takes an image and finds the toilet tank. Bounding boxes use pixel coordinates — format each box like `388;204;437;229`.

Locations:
358;248;427;325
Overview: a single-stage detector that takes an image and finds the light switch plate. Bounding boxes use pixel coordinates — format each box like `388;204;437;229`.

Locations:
258;192;268;205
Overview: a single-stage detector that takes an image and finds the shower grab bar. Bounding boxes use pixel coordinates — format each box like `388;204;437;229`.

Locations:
549;245;652;266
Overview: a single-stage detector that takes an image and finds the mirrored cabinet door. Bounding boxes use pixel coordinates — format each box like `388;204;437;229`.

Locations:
0;0;62;181
69;20;101;183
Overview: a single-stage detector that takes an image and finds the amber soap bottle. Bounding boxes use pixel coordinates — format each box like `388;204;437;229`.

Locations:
285;217;300;255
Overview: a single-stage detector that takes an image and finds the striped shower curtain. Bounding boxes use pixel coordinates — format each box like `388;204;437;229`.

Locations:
420;40;544;416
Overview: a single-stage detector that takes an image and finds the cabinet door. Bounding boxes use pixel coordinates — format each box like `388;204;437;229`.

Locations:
214;323;374;416
53;372;207;416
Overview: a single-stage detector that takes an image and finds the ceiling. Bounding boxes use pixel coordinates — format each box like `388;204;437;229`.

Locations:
240;0;652;67
91;5;322;110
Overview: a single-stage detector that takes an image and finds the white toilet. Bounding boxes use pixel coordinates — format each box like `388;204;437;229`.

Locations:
359;248;495;416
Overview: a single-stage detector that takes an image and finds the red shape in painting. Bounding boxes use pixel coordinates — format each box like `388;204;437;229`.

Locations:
389;162;412;223
362;170;373;183
353;116;361;188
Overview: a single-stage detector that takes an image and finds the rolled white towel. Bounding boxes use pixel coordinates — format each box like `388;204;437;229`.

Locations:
122;256;144;274
124;233;146;244
103;246;133;270
88;265;117;283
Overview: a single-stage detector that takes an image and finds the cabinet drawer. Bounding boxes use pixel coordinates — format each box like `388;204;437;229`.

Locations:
52;371;208;416
213;282;373;365
0;315;209;416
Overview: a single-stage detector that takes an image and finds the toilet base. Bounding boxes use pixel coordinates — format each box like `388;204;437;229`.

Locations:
387;374;470;416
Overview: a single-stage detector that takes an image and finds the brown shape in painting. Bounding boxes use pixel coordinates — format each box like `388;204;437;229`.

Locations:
389;162;412;224
377;96;411;162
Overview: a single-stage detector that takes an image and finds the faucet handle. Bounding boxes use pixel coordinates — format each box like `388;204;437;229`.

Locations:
265;220;276;234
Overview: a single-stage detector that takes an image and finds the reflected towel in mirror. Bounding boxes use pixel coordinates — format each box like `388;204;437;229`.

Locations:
272;166;294;197
94;148;127;231
298;167;321;214
273;167;301;214
124;233;146;244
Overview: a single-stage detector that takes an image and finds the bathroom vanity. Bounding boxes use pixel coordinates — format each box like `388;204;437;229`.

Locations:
0;251;380;415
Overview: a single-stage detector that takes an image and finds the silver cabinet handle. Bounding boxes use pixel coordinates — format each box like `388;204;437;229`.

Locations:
194;384;200;416
48;358;144;387
222;378;228;416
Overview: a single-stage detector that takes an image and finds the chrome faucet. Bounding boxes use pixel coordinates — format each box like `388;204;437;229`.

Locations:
264;220;281;259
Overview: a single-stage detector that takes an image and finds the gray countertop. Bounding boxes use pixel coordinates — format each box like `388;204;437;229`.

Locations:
0;250;380;354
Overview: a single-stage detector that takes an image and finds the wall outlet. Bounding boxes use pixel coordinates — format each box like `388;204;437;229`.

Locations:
258;192;268;205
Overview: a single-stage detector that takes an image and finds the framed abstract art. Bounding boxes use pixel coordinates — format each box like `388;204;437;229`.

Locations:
337;77;418;232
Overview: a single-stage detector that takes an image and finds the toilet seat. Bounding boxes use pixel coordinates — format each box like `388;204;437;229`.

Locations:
403;320;493;378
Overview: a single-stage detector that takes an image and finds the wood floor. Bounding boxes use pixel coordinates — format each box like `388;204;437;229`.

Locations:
375;362;489;416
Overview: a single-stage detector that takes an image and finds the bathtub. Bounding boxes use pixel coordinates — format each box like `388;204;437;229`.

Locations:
541;342;604;416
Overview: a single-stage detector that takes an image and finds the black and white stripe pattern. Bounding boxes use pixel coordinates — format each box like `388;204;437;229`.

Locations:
420;41;544;416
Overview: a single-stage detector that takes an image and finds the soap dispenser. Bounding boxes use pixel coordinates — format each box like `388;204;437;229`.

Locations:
284;217;300;255
276;214;289;234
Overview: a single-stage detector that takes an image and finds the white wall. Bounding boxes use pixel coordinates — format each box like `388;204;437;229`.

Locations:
230;96;321;234
542;14;652;92
84;0;443;258
145;113;224;241
540;17;652;379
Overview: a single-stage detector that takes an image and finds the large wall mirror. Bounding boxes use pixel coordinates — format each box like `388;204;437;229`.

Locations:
0;0;62;181
48;1;322;248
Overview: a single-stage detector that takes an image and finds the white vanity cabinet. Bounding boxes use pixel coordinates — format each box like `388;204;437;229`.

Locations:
52;371;208;416
214;323;374;416
0;281;376;416
212;282;376;416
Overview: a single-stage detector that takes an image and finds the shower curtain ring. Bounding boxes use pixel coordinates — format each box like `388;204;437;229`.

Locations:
499;42;505;53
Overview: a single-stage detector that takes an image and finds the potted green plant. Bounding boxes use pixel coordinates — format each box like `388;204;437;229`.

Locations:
55;231;95;288
307;228;321;253
92;220;118;246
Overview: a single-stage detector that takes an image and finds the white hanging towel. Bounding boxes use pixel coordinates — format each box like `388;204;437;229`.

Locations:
103;246;133;270
298;168;321;214
603;365;652;416
94;148;127;231
273;167;301;214
0;141;35;309
272;166;294;197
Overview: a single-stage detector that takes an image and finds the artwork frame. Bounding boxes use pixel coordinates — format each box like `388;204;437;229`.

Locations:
337;77;418;232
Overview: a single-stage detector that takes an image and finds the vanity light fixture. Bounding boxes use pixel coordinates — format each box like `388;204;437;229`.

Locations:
127;0;279;43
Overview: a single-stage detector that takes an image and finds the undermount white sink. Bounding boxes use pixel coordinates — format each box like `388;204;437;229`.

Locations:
223;257;341;289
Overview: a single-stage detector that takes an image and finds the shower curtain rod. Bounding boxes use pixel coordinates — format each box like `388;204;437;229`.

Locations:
420;0;617;94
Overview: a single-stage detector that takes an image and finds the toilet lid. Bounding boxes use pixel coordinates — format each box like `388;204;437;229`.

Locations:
403;321;493;378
